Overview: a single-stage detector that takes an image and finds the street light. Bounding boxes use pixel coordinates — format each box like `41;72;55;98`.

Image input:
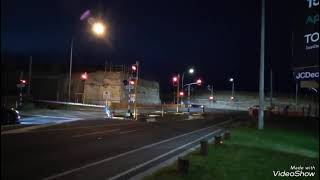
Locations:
184;78;203;113
188;68;195;74
180;67;195;105
92;21;106;36
229;78;235;100
181;68;195;89
68;19;107;102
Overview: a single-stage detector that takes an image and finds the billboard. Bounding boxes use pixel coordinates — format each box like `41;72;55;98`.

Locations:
292;0;319;67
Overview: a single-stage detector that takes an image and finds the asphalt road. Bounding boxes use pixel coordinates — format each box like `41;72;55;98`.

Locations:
2;111;247;180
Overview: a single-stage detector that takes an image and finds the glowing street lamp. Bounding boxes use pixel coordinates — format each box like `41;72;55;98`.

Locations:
92;21;106;36
68;19;108;102
188;68;195;74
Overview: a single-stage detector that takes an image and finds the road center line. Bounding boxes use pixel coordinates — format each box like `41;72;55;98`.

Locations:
42;119;231;180
119;130;138;134
38;122;136;132
108;129;221;180
72;129;120;138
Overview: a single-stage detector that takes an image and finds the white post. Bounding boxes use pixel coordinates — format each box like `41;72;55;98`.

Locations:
270;69;273;107
258;0;266;130
295;82;298;111
187;85;191;113
68;37;74;102
27;56;32;96
232;82;235;97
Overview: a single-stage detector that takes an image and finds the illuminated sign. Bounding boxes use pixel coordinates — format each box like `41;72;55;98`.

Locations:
294;67;319;81
292;0;319;67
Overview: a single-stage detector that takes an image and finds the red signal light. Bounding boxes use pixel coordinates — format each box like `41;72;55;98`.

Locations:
20;80;27;84
81;72;88;80
196;79;202;85
132;65;137;71
172;76;178;82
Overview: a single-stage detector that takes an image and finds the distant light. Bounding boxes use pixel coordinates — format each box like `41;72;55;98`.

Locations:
172;76;178;82
179;91;184;96
20;79;27;84
129;80;135;85
81;72;88;80
92;22;105;36
189;68;195;74
209;96;214;100
230;96;234;100
132;65;137;71
229;78;234;82
196;79;202;84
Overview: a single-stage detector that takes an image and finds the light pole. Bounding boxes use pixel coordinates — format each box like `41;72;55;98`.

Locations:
258;0;265;130
185;79;202;113
207;84;214;106
68;37;73;102
67;20;106;102
229;78;235;100
181;68;195;90
181;68;194;104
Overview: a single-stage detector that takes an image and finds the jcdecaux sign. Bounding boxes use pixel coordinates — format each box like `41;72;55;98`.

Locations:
294;67;319;81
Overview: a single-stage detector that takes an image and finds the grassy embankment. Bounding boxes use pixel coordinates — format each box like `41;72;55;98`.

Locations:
144;116;319;180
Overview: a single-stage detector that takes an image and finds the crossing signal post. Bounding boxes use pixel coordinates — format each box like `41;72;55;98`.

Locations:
172;75;180;112
132;62;139;120
81;72;88;104
16;79;27;109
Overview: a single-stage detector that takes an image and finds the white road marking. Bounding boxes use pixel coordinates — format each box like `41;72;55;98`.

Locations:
40;122;135;132
1;124;56;135
72;129;120;138
42;120;231;180
109;129;221;180
119;130;138;134
22;114;80;120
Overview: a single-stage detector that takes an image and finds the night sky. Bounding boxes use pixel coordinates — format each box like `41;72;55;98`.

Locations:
1;0;300;93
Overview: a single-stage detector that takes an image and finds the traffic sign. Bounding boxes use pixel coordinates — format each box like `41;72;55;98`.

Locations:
16;84;25;88
125;85;134;90
129;94;136;102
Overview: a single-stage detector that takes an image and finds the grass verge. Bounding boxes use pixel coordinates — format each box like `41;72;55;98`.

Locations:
144;123;319;180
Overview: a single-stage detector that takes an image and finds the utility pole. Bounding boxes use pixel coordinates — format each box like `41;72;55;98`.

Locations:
68;37;73;102
176;74;180;112
27;56;32;96
187;84;191;113
258;0;266;130
105;59;108;73
231;81;235;98
270;69;273;107
295;82;298;111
